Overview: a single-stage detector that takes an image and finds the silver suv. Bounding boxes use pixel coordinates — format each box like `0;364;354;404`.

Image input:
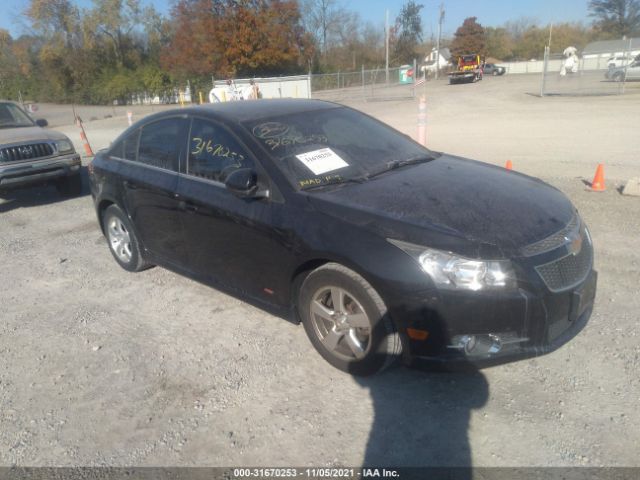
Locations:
0;101;81;195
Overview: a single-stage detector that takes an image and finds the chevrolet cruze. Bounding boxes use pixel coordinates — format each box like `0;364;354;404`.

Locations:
89;99;596;375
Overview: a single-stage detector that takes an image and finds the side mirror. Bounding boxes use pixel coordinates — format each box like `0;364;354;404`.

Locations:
35;118;48;127
225;168;265;198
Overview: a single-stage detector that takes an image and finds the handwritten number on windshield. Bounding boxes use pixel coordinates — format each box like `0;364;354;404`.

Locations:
192;137;245;161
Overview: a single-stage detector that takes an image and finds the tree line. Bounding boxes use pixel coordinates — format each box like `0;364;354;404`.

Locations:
1;0;638;104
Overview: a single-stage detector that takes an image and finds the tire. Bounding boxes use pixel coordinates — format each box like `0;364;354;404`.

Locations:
493;71;498;76
55;173;82;197
613;72;625;82
102;205;151;272
298;263;402;376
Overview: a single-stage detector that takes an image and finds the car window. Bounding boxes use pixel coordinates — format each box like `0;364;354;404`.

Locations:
138;118;185;171
0;103;35;128
124;130;139;161
244;106;432;190
110;129;140;160
187;118;253;183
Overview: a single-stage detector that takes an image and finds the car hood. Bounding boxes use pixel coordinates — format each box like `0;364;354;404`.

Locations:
0;126;67;145
307;155;575;258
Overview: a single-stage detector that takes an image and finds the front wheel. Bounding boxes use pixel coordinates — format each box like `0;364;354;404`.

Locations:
102;205;151;272
613;72;625;82
298;263;402;376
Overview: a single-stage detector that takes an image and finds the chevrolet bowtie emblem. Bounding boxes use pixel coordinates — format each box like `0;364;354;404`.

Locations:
565;232;583;256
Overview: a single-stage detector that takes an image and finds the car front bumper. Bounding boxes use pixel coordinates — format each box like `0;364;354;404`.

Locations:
388;268;597;369
0;153;81;190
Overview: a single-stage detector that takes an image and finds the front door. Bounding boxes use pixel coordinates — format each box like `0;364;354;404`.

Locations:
176;117;296;305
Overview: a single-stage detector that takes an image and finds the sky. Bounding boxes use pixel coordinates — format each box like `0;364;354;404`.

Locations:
0;0;591;38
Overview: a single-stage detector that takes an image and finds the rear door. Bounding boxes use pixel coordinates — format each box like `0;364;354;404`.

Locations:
121;116;189;266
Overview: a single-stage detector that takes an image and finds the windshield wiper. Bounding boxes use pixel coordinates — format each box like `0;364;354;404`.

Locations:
365;154;434;180
301;176;367;191
299;154;434;191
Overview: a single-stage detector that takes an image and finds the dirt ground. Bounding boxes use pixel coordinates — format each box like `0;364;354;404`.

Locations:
1;74;639;467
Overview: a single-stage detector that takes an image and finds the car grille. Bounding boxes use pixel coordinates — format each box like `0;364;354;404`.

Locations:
521;214;579;257
0;143;54;163
534;226;593;292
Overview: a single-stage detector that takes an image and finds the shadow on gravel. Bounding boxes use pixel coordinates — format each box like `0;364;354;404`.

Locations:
0;166;90;213
356;363;488;471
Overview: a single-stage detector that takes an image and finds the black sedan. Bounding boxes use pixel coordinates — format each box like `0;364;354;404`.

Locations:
89;99;596;375
483;63;506;76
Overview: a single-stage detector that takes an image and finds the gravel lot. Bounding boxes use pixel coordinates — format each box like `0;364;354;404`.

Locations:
1;74;639;467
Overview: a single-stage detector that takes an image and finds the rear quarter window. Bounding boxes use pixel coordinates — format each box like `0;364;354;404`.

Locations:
138;118;186;171
109;129;139;161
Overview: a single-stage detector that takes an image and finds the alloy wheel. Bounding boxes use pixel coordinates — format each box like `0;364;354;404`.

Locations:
309;286;372;361
107;216;133;264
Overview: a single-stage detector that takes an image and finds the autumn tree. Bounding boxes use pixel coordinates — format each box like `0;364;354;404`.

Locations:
450;17;486;58
86;0;147;69
392;1;424;64
550;23;594;52
0;30;16;96
588;0;640;38
25;0;84;100
510;25;547;60
504;17;538;42
301;0;345;55
484;27;513;60
162;0;312;79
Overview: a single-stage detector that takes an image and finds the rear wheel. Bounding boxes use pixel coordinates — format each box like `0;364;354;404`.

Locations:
102;205;151;272
298;263;401;376
55;173;82;197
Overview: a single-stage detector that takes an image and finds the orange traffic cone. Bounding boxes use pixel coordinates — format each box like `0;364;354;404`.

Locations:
75;116;94;157
590;164;606;192
505;160;513;170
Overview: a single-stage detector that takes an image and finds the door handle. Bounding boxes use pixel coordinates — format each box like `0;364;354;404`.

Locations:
178;200;199;213
123;180;138;190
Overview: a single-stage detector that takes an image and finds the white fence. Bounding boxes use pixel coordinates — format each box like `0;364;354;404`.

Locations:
213;75;311;100
498;51;640;75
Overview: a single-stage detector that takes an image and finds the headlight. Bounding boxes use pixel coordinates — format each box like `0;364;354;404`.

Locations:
388;239;515;290
56;139;75;154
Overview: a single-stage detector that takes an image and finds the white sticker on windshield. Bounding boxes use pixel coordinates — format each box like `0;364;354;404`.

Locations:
295;148;349;175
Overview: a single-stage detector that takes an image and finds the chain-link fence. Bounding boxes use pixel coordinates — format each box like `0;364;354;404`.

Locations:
310;66;423;102
540;41;638;96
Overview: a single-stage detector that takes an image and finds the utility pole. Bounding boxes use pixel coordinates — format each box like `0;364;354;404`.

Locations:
385;9;390;84
435;3;444;80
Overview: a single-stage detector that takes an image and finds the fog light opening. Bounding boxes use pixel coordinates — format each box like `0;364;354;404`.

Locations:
449;334;503;356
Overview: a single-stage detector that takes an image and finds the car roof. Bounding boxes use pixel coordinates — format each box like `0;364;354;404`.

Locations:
181;98;342;123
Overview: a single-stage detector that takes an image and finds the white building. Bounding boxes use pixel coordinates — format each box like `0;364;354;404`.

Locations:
582;38;640;59
421;47;451;74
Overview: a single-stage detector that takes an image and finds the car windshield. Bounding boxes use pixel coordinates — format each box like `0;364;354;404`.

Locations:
0;103;35;129
243;106;435;191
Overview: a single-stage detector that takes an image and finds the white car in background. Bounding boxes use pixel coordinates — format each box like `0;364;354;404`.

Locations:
605;59;640;82
607;55;633;68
